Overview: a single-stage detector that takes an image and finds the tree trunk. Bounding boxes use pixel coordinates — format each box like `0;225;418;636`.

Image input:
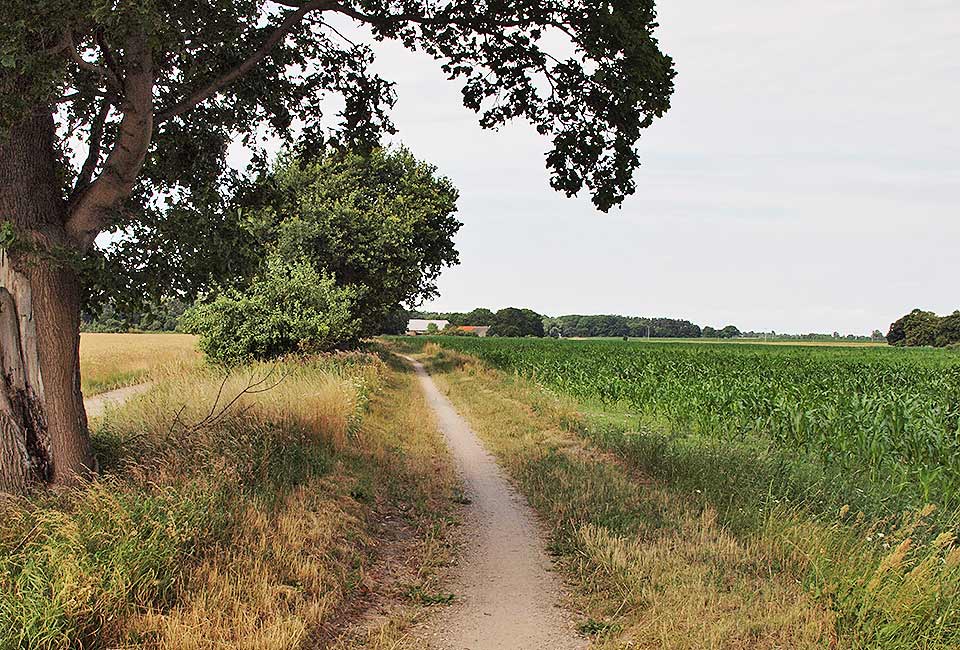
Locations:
0;109;95;494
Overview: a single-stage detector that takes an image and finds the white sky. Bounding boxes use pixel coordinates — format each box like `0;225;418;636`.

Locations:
230;0;959;334
370;0;960;334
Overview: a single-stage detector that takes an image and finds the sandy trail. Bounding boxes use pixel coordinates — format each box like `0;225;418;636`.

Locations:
406;357;585;650
84;383;153;418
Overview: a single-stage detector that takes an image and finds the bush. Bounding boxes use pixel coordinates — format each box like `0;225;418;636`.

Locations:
182;257;359;364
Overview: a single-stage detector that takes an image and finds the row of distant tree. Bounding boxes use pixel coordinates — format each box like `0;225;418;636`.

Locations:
411;310;894;341
544;314;706;338
410;308;546;337
739;330;884;342
87;300;943;347
411;310;729;339
81;298;190;333
887;309;960;348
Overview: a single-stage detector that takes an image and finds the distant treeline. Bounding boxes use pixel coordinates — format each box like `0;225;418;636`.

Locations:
412;307;544;337
85;298;896;344
739;331;882;342
887;309;960;348
543;314;705;338
413;309;727;339
412;308;886;341
81;298;188;333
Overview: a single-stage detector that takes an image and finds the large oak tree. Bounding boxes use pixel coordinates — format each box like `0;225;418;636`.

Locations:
0;0;675;493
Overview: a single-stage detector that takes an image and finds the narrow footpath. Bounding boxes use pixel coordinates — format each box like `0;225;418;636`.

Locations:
406;357;585;650
84;383;153;418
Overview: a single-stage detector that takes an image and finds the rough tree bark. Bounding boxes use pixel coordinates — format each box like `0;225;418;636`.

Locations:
0;110;94;492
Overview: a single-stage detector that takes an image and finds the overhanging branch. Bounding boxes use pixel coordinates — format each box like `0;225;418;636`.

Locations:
156;0;334;124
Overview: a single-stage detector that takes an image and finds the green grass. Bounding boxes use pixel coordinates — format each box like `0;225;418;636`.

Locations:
392;336;960;510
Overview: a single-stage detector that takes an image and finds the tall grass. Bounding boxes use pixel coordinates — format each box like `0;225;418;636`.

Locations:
1;351;457;649
79;332;200;395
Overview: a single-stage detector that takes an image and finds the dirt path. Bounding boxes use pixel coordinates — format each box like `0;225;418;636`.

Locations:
84;383;153;418
406;357;586;650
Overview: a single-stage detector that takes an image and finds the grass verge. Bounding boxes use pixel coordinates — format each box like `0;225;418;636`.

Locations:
394;341;960;650
1;350;458;649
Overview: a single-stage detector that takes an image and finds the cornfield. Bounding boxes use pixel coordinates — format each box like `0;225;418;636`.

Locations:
424;337;960;506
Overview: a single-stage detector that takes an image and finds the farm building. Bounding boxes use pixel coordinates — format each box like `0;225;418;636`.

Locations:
406;319;450;335
455;325;491;337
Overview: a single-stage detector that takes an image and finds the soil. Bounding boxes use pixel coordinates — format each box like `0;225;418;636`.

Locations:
405;357;586;650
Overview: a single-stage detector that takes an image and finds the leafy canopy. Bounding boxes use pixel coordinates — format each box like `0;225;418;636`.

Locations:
887;309;960;348
179;145;460;357
2;0;674;263
243;146;460;337
488;308;545;337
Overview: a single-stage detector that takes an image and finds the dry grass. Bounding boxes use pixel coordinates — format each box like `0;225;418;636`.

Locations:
2;350;459;650
129;354;457;650
79;332;200;395
326;354;461;650
133;476;371;649
577;517;835;649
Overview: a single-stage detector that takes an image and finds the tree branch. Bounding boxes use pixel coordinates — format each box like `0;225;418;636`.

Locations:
327;3;531;30
62;31;123;94
71;96;112;199
155;0;334;124
95;29;123;87
320;19;358;48
54;91;82;104
66;31;154;248
330;3;447;28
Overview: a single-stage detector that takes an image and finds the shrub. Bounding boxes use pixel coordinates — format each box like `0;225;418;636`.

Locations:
182;257;359;364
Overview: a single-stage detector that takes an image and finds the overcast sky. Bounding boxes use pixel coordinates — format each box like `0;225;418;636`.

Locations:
347;0;957;334
223;1;952;335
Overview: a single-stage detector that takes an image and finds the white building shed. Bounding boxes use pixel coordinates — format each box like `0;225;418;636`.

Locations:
406;319;450;334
